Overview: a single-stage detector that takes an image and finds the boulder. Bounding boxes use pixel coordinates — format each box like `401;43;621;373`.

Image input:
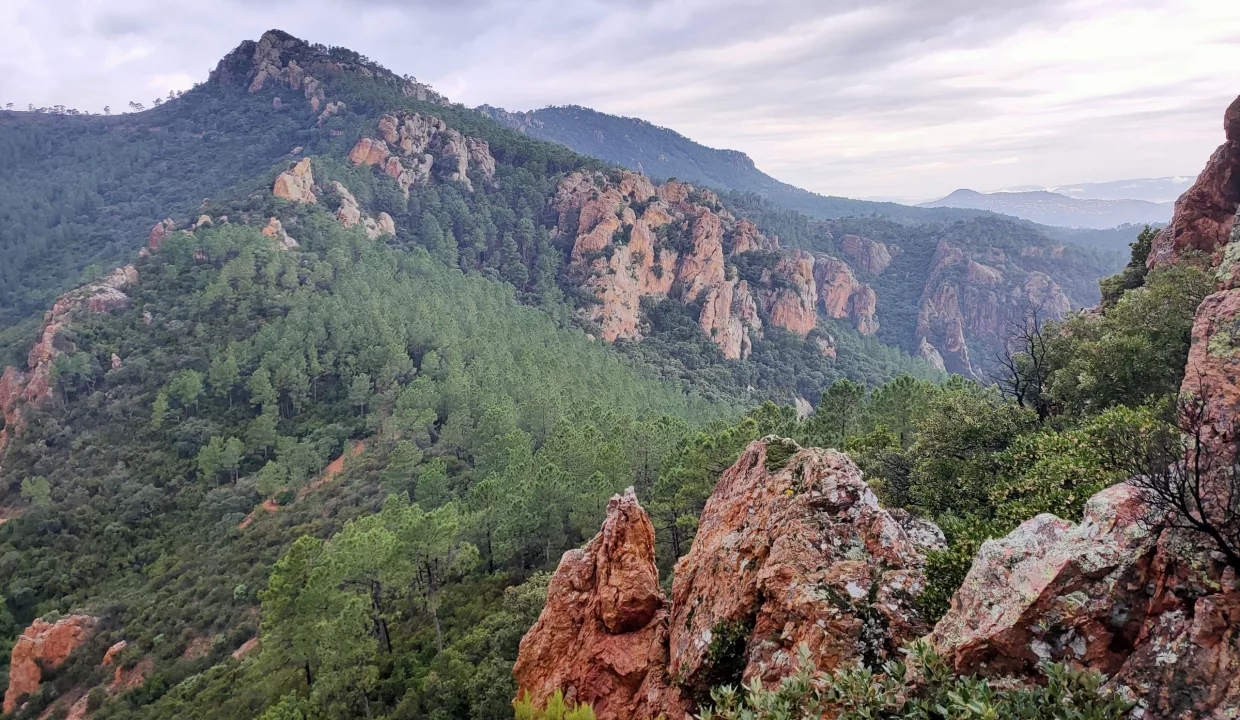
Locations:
273;158;316;204
514;488;683;720
3;615;97;713
930;484;1159;676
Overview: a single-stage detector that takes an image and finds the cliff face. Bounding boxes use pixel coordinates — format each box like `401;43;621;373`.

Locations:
1147;95;1240;268
4;615;97;714
838;234;893;275
553;172;825;359
513;438;938;718
812;257;878;336
914;241;1070;377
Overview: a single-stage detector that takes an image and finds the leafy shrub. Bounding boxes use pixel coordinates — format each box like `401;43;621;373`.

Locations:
699;641;1134;720
513;690;597;720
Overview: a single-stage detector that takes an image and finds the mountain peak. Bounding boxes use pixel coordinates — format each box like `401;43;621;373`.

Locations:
209;29;450;106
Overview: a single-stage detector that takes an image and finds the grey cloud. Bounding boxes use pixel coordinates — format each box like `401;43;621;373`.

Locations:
1;0;1237;198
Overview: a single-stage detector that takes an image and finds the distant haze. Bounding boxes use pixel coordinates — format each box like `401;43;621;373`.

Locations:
2;0;1238;198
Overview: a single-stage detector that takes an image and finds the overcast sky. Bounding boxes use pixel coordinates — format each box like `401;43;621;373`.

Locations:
2;0;1238;199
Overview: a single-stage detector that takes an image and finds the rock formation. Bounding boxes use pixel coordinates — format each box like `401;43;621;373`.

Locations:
0;266;138;458
812;257;878;336
273;157;316;204
668;439;933;693
931;484;1157;676
348;112;495;194
1147;95;1240;268
931;477;1240;718
552;171;826;359
514;438;936;718
147;218;175;250
914;241;1069;377
514;488;684;720
4;615;97;713
838;234;893;275
260;217;299;248
210;30;447;113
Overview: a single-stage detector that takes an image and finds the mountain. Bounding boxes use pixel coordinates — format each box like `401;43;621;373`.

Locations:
0;27;1222;720
477;104;990;224
920;188;1172;229
1003;176;1196;204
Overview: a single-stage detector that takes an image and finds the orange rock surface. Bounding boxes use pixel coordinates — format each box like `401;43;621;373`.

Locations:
4;615;96;713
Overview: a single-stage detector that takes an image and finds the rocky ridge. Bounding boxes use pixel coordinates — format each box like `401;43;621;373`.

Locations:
209;29;448;116
553;171;879;359
0;266;139;459
514;437;937;719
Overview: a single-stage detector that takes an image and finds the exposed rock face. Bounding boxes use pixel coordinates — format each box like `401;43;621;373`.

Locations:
931;479;1240;719
331;182;396;240
0;266;138;457
273;158;316;204
147;218;175;250
812;256;878;335
915;241;1069;377
4;615;97;713
261;217;299;249
348;112;495;194
931;484;1157;676
668;439;931;692
210;30;447;112
514;488;684;720
514;439;935;718
838;234;892;274
1148;95;1240;268
553;171;814;359
759;251;818;336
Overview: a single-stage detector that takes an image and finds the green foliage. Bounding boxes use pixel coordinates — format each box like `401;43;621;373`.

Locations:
513;690;597;720
700;641;1134;720
1047;260;1211;414
1098;225;1156;306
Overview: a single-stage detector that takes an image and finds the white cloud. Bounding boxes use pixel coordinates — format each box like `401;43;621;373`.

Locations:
1;0;1238;199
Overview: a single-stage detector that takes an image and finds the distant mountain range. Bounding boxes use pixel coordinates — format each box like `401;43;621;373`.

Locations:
920;188;1173;230
476;104;985;224
1000;176;1195;204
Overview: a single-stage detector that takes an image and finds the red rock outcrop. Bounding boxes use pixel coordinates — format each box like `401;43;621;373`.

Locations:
838;234;892;275
514;488;684;720
668;439;933;692
553;171;814;359
812;256;878;335
1147;95;1240;268
273;157;316;204
931;477;1240;719
4;615;97;713
348;112;495;194
147;218;175;250
759;251;818;336
515;439;938;718
931;484;1157;676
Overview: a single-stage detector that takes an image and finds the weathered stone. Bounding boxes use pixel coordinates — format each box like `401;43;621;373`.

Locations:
514;489;683;720
273;158;316;204
3;615;97;713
